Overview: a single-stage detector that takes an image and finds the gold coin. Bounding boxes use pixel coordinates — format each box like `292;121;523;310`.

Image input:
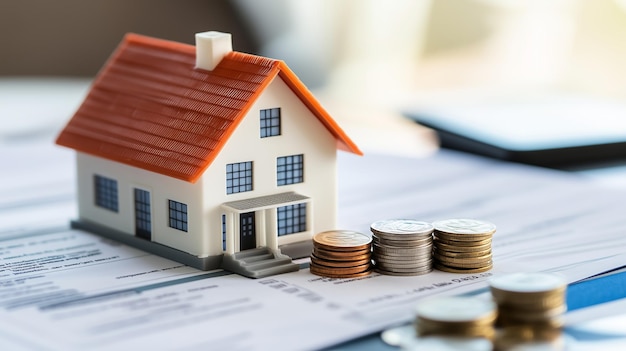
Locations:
433;237;492;247
494;331;564;351
433;248;492;259
433;252;492;265
495;324;563;342
434;262;493;273
497;315;565;329
497;305;567;323
437;259;493;270
432;243;492;254
313;230;372;251
418;323;496;339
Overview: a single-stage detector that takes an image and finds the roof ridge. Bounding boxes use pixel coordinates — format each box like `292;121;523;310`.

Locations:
123;33;196;55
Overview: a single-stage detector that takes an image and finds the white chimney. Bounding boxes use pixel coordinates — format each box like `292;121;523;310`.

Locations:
195;31;233;71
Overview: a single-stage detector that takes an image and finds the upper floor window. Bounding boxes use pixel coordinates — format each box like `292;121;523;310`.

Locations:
168;200;188;232
277;154;304;186
260;107;281;138
94;175;118;212
226;161;253;194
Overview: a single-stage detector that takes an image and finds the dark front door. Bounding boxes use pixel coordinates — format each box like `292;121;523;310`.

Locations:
240;212;256;251
134;188;151;240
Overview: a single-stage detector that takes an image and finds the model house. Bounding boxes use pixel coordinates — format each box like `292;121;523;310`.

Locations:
56;31;362;278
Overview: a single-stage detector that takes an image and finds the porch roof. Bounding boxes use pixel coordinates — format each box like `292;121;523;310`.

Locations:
221;192;309;212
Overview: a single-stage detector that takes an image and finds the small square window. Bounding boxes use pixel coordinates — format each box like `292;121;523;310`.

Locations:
277;154;304;186
260;108;281;138
168;200;188;232
94;175;118;212
226;161;253;194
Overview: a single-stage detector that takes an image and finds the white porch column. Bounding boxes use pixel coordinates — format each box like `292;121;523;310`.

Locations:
225;212;236;255
266;208;278;251
306;200;314;235
257;211;266;247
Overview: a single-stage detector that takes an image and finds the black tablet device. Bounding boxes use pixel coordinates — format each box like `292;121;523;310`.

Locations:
404;95;626;168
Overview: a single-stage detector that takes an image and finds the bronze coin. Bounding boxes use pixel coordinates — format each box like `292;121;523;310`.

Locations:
313;247;371;261
309;268;373;279
309;261;371;276
313;230;372;251
310;254;372;268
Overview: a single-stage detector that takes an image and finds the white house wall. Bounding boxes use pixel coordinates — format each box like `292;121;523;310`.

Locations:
75;153;208;256
203;75;339;254
75;76;341;259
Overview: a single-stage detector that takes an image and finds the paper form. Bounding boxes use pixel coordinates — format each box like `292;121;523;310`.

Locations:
1;134;626;350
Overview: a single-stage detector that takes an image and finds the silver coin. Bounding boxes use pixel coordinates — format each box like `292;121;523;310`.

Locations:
380;324;416;347
489;272;566;293
373;243;433;255
376;267;433;276
371;219;434;236
372;253;432;262
375;264;433;273
373;235;433;246
374;256;431;264
407;336;493;351
374;254;432;263
433;218;496;235
375;259;432;268
373;231;433;242
415;296;496;323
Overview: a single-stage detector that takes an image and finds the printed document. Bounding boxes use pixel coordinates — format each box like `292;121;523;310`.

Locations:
1;138;626;350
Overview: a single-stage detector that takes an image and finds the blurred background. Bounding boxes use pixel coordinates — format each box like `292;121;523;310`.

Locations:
3;0;626;157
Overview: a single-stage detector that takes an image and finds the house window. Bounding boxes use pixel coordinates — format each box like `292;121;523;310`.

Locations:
94;175;118;212
277;203;307;236
277;154;304;186
168;200;188;232
134;188;151;240
226;161;253;194
260;107;281;138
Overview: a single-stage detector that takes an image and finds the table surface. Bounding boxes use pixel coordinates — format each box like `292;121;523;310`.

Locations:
2;78;626;350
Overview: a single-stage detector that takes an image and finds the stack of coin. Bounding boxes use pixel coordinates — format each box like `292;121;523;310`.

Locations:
432;218;496;273
489;272;567;335
309;230;372;278
370;219;434;276
414;296;497;340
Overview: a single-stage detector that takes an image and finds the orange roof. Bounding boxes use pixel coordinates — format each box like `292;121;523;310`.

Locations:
56;33;361;183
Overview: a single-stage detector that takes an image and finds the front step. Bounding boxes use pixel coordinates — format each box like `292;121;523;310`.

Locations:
221;247;300;279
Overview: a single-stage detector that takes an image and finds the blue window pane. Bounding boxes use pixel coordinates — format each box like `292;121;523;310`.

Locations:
260;108;281;138
276;154;304;186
